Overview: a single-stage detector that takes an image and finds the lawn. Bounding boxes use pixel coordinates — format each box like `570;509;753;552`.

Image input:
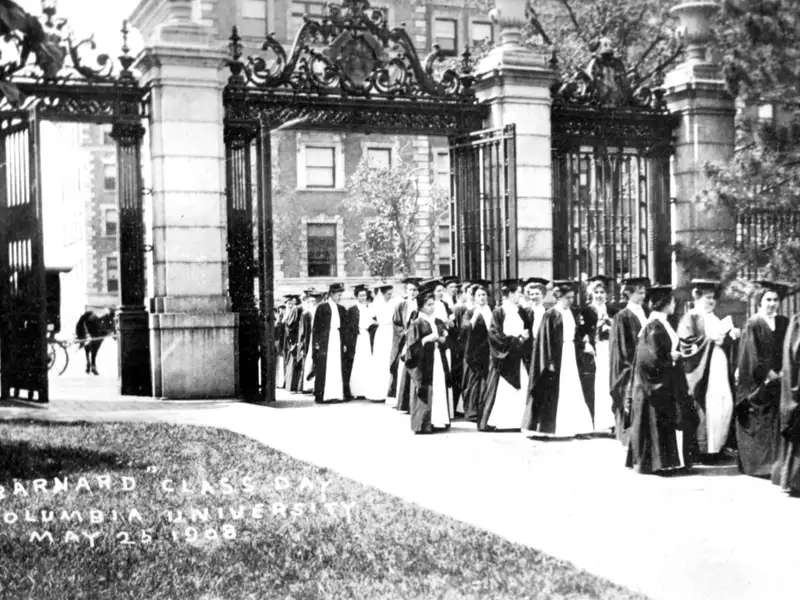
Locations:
0;420;647;600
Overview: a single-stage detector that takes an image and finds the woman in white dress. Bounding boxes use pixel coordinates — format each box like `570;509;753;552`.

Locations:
368;283;395;402
581;276;617;434
479;279;532;431
432;281;456;416
523;280;595;438
678;279;741;458
348;285;377;399
301;293;322;394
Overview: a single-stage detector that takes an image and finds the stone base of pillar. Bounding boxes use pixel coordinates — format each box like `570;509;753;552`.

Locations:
118;309;152;396
149;310;238;399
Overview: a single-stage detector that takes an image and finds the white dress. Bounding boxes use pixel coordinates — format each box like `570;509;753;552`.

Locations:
553;306;594;437
591;305;615;432
371;295;395;402
322;300;344;402
422;313;451;428
488;303;529;430
349;303;375;399
700;311;734;453
302;306;316;393
433;299;455;417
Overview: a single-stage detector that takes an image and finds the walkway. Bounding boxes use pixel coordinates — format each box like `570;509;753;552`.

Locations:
1;379;795;600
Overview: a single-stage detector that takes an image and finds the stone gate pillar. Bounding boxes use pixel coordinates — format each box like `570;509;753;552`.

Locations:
473;0;555;279
664;1;736;285
131;0;237;398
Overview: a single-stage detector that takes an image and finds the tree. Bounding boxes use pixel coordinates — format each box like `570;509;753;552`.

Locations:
343;156;448;277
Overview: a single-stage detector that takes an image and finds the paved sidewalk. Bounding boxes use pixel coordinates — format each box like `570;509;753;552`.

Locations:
1;379;796;600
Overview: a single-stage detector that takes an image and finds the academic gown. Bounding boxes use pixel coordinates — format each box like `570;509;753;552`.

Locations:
480;305;532;431
388;299;417;411
284;306;304;392
406;315;451;433
579;303;617;424
449;303;469;415
523;306;594;436
625;319;689;473
461;307;491;422
773;314;800;493
299;308;315;393
678;310;736;455
609;307;646;444
735;314;788;477
312;301;349;403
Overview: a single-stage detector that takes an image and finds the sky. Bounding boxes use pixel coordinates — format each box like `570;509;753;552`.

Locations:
17;0;144;57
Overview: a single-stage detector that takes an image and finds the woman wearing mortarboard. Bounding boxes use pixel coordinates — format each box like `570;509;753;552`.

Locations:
312;282;349;403
461;282;493;423
369;282;395;402
347;284;378;400
734;281;790;477
479;278;532;431
678;279;741;459
405;281;451;433
581;275;618;434
283;294;304;392
626;285;694;474
523;280;594;438
609;277;651;444
388;277;421;411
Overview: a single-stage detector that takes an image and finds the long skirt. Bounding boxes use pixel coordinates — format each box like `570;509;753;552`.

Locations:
593;340;615;432
393;348;413;412
371;324;393;401
410;349;450;432
285;352;303;392
483;364;528;430
773;437;800;493
349;329;373;399
553;342;594;437
302;337;315;394
704;346;733;453
461;366;488;422
321;329;344;402
736;382;781;477
275;352;286;389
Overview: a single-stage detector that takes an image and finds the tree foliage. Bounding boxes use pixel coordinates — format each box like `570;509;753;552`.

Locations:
344;156;448;277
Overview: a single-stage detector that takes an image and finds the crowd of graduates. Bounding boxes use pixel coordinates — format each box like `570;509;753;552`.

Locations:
273;275;800;496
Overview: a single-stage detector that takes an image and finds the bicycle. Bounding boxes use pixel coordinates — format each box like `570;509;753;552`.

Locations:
46;332;70;376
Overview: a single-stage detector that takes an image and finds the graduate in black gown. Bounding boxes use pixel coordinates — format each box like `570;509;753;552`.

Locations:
388;277;421;411
406;282;451;433
441;275;464;414
480;279;532;431
626;285;692;474
773;308;800;495
312;283;350;403
521;277;549;357
461;283;493;422
735;281;790;477
284;294;305;392
523;280;594;438
609;277;651;444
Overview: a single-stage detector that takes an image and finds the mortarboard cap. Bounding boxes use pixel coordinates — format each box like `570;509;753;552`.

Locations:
587;274;612;286
691;278;721;292
499;278;521;289
329;282;345;294
754;280;793;300
374;282;394;293
646;284;674;303
621;277;651;288
401;277;423;288
552;279;579;294
523;277;550;289
442;276;461;286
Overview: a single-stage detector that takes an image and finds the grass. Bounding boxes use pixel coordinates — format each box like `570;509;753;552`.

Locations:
0;420;647;600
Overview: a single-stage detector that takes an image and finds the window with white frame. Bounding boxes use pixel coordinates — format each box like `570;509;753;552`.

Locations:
471;21;493;44
104;207;118;237
366;147;392;169
103;162;116;191
434;18;458;55
106;256;119;293
307;223;337;277
304;146;336;188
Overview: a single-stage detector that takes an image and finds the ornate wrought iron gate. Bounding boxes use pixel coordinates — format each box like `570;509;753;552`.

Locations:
224;0;486;402
0;110;47;402
0;5;149;402
449;125;517;287
551;47;676;290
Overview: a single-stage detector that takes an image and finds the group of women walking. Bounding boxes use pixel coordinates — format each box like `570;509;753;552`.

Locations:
274;275;800;497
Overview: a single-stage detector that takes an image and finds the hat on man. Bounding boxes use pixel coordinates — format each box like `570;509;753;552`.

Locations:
754;280;792;300
328;282;345;294
621;277;651;288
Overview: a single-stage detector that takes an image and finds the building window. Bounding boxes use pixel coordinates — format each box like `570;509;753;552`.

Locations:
304;146;336;188
106;256;119;293
290;1;325;32
102;128;114;145
366;147;391;169
434;18;458;55
434;150;450;190
471;21;493;44
243;0;267;19
307;223;337;277
103;163;116;191
104;208;118;237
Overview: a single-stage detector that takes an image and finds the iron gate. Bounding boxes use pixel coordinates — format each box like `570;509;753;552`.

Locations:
449;125;517;288
0;109;47;402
